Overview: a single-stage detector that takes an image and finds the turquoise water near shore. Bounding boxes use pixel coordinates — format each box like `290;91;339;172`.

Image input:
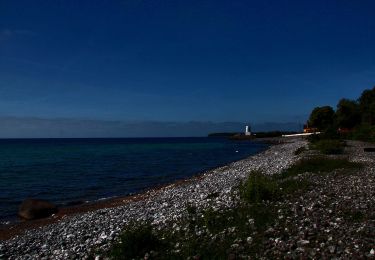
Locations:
0;137;268;222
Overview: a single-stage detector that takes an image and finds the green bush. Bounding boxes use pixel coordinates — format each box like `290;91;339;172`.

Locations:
108;203;277;259
280;157;362;178
240;171;279;203
307;130;340;145
294;146;306;155
181;205;275;258
240;169;313;204
351;124;375;142
110;223;165;259
108;156;363;259
311;139;345;154
278;179;310;195
203;208;230;233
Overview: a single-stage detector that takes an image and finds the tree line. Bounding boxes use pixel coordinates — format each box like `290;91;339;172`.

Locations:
308;86;375;141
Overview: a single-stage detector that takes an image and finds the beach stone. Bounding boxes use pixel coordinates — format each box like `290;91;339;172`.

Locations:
18;199;58;220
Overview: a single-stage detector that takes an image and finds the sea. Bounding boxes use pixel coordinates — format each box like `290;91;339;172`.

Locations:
0;137;268;222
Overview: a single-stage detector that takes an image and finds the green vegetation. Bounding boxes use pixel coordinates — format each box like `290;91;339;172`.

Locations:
307;86;375;142
351;124;375;142
239;170;312;204
278;178;310;195
108;204;276;259
280;157;362;179
108;169;308;259
110;223;167;259
105;87;375;259
336;99;361;129
107;157;362;259
359;88;375;125
240;171;279;203
306;126;346;154
308;106;335;131
310;139;345;154
294;146;306;155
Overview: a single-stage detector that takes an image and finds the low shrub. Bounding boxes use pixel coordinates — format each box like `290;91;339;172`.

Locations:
350;124;375;142
109;223;166;259
294;146;306;155
280;157;362;178
310;139;345;154
240;171;279;203
108;158;361;259
307;127;341;144
109;204;276;259
278;178;310;195
203;207;231;233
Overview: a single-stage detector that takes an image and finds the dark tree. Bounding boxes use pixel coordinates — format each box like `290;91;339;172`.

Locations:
358;86;375;125
335;99;361;129
308;106;335;130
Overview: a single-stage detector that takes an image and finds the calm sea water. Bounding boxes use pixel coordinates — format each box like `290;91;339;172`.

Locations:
0;137;267;222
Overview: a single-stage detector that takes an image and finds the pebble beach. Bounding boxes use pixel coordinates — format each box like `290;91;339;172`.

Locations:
1;138;375;259
0;139;303;259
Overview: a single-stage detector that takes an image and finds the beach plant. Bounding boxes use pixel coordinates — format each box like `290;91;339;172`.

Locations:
240;170;312;204
108;199;277;259
109;157;362;259
110;222;166;259
280;157;362;179
177;204;276;258
278;178;310;195
294;146;307;155
307;128;341;143
185;203;197;215
310;139;345;154
240;171;279;203
351;124;375;142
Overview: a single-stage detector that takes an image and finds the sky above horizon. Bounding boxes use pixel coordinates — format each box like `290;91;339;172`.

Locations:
0;0;375;136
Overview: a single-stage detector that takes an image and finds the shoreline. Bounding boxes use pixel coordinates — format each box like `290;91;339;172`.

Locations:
0;163;230;241
0;137;272;228
0;138;305;259
0;139;273;240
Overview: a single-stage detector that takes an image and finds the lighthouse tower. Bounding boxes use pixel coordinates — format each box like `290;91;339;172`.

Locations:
245;125;251;136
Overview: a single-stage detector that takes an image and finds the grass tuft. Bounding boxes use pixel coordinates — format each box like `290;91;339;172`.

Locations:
278;178;310;195
294;146;307;155
107;156;362;259
240;171;279;203
280;157;362;179
310;139;346;154
110;222;165;259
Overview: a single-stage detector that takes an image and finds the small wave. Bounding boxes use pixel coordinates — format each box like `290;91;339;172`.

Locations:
97;196;117;201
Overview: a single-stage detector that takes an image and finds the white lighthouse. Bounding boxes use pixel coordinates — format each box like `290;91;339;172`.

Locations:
245;125;251;136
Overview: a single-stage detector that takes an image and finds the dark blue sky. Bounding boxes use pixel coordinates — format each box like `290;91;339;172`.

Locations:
0;1;374;130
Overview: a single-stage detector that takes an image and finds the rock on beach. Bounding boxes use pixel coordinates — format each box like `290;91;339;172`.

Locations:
18;199;58;220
